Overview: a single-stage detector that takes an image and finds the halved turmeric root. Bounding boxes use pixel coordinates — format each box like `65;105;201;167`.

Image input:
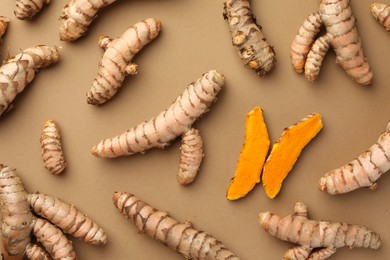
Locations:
226;107;270;200
262;113;323;199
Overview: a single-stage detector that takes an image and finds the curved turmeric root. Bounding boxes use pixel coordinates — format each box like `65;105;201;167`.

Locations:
113;191;240;259
262;114;323;199
0;17;9;43
223;0;275;76
291;0;373;85
91;70;224;158
15;0;50;20
87;18;162;105
259;202;381;259
227;107;270;200
319;122;390;194
26;243;51;260
0;45;60;117
371;3;390;32
59;0;117;41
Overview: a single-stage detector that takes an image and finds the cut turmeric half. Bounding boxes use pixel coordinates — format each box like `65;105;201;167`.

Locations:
262;113;323;199
227;107;270;200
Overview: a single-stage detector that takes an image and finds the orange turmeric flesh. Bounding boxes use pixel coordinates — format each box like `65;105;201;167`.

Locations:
227;107;270;200
262;113;323;199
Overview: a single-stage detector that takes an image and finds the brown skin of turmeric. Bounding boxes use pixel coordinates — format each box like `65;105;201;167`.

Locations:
25;243;52;260
371;3;390;32
15;0;50;20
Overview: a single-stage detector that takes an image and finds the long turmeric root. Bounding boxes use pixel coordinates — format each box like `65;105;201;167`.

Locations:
25;243;51;260
113;191;240;259
262;114;323;199
40;119;67;175
223;0;276;76
0;17;9;43
28;192;107;246
258;202;381;259
0;45;60;117
87;18;162;105
91;70;224;158
227;107;270;200
59;0;117;41
319;122;390;194
291;0;373;85
371;3;390;32
15;0;50;20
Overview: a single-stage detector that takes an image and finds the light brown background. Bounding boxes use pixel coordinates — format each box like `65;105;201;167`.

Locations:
1;0;390;259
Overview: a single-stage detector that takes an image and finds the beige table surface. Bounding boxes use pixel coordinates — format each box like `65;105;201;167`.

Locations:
1;0;390;259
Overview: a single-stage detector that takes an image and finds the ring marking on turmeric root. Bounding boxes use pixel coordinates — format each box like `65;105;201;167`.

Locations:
371;3;390;32
227;107;270;200
177;128;203;185
0;45;60;117
262;114;323;199
319;122;390;194
28;192;107;246
259;202;382;259
113;191;240;259
25;243;51;260
87;18;162;105
0;17;9;43
15;0;50;20
224;0;276;76
0;165;33;256
91;70;225;158
41;119;67;175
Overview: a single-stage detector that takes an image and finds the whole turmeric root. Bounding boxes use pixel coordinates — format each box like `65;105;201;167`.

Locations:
40;119;67;175
28;192;107;246
0;45;60;117
0;165;33;256
319;122;390;194
371;3;390;32
0;17;9;43
259;202;381;259
15;0;50;20
87;18;162;105
25;243;51;260
113;191;240;259
291;0;373;85
223;0;276;76
91;70;224;158
59;0;117;41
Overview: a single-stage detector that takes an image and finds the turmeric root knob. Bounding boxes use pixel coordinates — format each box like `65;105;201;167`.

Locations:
15;0;50;20
371;3;390;32
0;17;9;43
25;243;51;260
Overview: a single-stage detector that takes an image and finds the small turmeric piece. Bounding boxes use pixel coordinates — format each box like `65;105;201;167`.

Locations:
0;16;9;43
0;164;33;256
259;202;382;259
28;192;107;246
15;0;50;20
87;18;162;105
262;113;323;199
291;0;373;85
223;0;276;76
319;122;390;194
177;128;203;185
25;243;51;260
113;191;240;259
226;107;270;200
59;0;117;41
0;45;60;117
91;70;224;158
371;3;390;32
40;119;67;175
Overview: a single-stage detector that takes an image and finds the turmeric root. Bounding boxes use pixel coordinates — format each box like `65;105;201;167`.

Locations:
177;128;203;185
319;122;390;194
87;18;162;105
59;0;117;41
0;45;60;117
28;192;107;246
0;164;33;256
371;3;390;32
223;0;276;76
32;217;77;260
291;0;373;85
26;243;51;260
113;191;240;259
91;70;224;158
15;0;50;20
258;202;381;259
227;107;270;200
40;119;67;175
0;17;9;43
262;114;322;199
